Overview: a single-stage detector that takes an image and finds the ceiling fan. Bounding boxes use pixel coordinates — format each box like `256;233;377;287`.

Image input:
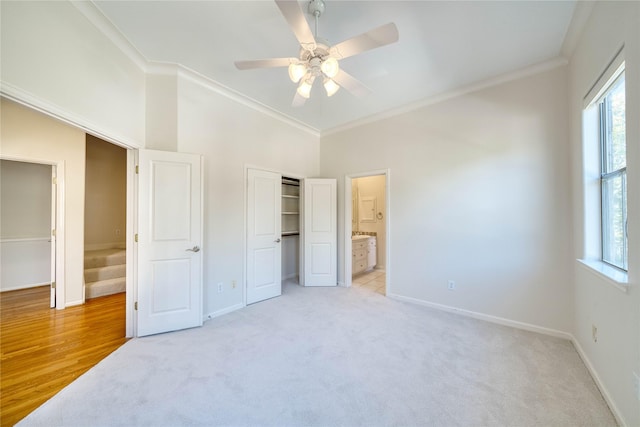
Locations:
234;0;399;107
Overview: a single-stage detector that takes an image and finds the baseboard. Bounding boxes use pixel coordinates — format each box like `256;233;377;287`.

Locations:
386;293;572;340
570;335;627;427
1;282;50;292
85;242;126;251
65;299;84;308
204;302;244;321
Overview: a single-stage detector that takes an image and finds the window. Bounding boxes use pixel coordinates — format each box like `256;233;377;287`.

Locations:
598;71;627;271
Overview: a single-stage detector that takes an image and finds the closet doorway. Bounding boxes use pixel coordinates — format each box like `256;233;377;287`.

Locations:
344;170;390;294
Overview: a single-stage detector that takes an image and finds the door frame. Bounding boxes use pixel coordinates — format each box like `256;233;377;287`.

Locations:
243;165;304;306
343;169;391;293
0;155;66;309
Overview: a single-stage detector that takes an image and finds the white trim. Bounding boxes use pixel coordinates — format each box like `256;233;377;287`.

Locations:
344;170;390;293
0;237;50;243
72;0;320;137
126;150;137;338
0;86;143;149
65;299;84;307
583;47;625;106
386;289;626;426
576;259;629;293
323;58;568;137
387;293;573;340
204;303;245;321
571;336;627;427
177;67;319;137
560;1;596;58
1;155;65;309
1;282;51;293
70;1;148;71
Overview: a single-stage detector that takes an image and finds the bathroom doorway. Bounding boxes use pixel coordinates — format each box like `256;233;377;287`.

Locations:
344;170;390;294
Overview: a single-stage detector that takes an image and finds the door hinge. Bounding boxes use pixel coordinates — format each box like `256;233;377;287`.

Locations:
51;281;56;289
52;177;57;185
135;233;138;243
134;301;138;310
135;165;139;174
52;229;56;237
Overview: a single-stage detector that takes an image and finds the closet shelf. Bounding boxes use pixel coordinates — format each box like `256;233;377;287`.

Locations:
282;231;299;236
282;195;299;199
282;212;299;215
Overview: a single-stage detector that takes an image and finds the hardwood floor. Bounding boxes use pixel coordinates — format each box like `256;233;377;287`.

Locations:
0;286;127;426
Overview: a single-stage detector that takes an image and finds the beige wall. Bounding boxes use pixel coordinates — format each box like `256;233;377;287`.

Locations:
568;2;640;425
85;135;126;250
176;75;320;316
322;66;573;334
1;98;86;306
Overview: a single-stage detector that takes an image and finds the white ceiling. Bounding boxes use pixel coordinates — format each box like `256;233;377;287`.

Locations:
93;0;577;133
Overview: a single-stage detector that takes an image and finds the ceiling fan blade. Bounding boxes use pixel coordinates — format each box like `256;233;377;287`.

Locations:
292;91;307;107
275;0;316;50
234;58;296;70
333;70;372;98
331;23;399;59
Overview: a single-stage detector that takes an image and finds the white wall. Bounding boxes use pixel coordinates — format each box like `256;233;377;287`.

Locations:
0;1;145;148
85;135;127;250
1;99;86;306
1;160;52;291
568;2;640;425
321;66;573;333
176;74;320;317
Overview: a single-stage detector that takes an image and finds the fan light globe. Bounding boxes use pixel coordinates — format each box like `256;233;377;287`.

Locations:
288;63;307;83
323;78;340;97
321;57;339;78
297;76;315;99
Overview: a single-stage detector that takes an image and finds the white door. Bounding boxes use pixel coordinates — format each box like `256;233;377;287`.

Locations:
246;169;282;304
50;166;56;308
137;149;203;337
303;179;337;286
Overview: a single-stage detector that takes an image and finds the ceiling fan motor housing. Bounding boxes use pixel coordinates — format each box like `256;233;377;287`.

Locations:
308;0;325;17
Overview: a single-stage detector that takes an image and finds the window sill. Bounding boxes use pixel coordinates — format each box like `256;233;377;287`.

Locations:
577;259;629;293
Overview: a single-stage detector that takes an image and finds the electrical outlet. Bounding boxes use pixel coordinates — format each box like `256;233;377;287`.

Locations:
447;280;456;291
592;325;598;343
217;282;223;293
231;280;236;289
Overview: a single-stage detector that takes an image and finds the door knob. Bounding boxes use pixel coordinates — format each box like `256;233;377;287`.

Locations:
186;246;200;252
274;238;281;243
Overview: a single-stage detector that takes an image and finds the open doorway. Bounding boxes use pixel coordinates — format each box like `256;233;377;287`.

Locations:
344;170;390;294
83;135;127;301
0;160;56;306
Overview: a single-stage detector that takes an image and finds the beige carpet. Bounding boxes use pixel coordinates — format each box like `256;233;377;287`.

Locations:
19;281;616;426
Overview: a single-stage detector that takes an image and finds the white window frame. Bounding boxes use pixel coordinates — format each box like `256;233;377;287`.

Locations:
579;50;628;290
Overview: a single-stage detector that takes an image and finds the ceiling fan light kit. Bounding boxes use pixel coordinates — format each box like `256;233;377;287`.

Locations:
234;0;399;106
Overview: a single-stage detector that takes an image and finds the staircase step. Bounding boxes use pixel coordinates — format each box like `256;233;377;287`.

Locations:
84;248;126;269
84;264;126;283
86;277;126;299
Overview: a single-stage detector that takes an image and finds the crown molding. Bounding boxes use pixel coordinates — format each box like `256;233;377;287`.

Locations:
74;1;319;138
0;82;143;149
71;1;148;71
322;57;569;137
560;0;596;59
173;64;320;137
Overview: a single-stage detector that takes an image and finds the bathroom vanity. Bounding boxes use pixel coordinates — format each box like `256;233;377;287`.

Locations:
352;235;377;275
